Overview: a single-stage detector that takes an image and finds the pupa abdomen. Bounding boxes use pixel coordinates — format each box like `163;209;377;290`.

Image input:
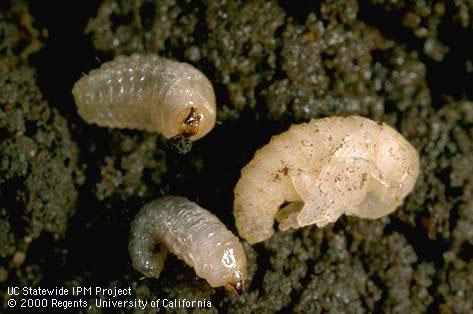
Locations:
129;196;247;294
72;54;216;141
234;116;420;244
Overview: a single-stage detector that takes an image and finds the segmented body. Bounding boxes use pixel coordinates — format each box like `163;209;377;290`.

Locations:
72;54;216;140
129;196;247;292
234;116;420;244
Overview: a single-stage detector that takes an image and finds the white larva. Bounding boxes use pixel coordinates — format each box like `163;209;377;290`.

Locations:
234;115;420;244
72;54;216;141
129;196;247;294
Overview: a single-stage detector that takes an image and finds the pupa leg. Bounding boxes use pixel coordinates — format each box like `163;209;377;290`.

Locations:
275;170;341;229
290;169;344;228
276;201;304;231
288;158;378;228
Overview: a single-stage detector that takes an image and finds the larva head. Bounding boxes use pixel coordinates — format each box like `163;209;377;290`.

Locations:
199;236;247;294
156;65;217;141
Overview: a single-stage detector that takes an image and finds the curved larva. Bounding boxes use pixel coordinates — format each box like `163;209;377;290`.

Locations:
72;54;216;141
234;116;420;244
129;196;247;294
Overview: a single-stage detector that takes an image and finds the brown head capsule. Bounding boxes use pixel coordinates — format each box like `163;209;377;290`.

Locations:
180;107;203;137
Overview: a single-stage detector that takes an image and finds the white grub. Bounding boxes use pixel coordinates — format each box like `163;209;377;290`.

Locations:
72;54;216;141
129;196;247;294
234;116;420;244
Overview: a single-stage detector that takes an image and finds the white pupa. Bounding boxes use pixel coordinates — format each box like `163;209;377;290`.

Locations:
234;116;420;244
72;54;216;141
129;196;247;294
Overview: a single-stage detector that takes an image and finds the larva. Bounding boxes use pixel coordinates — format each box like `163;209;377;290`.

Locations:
129;196;247;294
234;115;420;244
72;54;216;141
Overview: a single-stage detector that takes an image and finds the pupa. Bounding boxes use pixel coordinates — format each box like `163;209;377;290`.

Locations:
234;116;420;244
